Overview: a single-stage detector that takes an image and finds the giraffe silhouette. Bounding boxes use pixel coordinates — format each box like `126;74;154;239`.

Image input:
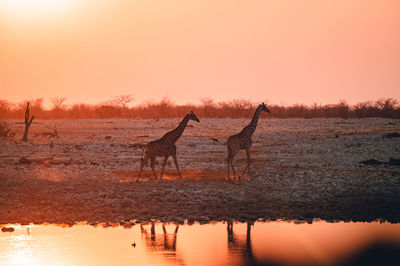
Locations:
227;103;270;181
136;111;200;182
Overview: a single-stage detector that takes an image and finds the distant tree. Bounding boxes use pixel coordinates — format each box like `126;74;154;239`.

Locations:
231;99;254;117
311;103;322;117
14;100;30;118
114;95;133;109
95;105;121;118
336;100;350;118
159;96;174;107
268;104;285;118
157;96;175;117
375;98;398;110
50;97;67;111
200;97;216;117
0;100;13;118
354;101;375;118
285;104;308;118
375;98;398;117
30;98;44;117
70;103;96;119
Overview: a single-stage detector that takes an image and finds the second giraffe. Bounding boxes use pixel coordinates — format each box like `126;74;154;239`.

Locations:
226;102;270;181
136;111;200;182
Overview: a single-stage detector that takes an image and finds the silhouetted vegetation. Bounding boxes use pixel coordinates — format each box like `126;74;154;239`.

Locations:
0;97;399;119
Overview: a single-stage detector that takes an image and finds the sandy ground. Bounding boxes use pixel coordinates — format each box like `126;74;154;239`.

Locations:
0;118;399;225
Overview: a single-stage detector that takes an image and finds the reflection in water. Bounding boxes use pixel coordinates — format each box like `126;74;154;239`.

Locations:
140;222;184;265
5;231;38;265
227;221;255;265
0;221;399;265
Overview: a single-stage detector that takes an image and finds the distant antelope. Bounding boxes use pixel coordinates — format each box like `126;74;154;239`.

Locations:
136;111;200;182
227;103;270;181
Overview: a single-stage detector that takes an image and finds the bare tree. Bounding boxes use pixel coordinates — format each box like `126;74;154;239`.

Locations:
114;95;133;109
22;102;34;141
50;97;67;111
231;99;254;117
375;98;398;111
200;97;216;117
30;98;44;116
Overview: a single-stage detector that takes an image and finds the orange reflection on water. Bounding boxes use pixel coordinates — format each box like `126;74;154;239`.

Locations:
7;234;36;265
0;221;399;266
251;220;400;265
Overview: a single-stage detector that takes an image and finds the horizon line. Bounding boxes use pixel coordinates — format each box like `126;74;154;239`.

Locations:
2;96;400;109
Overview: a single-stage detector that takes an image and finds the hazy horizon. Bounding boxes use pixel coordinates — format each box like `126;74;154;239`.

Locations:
1;96;400;110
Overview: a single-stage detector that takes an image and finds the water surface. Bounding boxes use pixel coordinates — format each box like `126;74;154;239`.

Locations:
1;221;399;265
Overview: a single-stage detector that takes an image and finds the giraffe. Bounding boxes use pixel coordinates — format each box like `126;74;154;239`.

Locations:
226;103;270;181
136;111;200;182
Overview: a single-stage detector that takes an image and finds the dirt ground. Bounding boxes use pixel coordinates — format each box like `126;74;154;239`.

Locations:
0;118;399;225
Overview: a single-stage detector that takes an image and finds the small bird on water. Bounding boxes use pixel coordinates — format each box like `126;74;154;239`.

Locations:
131;242;136;247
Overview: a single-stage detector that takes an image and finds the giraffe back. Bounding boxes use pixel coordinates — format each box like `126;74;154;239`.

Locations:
146;138;176;158
228;128;253;150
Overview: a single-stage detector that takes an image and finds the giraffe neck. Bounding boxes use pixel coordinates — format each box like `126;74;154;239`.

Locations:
247;107;262;135
170;114;190;143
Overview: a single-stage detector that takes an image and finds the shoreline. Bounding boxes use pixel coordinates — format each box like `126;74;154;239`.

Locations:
1;171;399;225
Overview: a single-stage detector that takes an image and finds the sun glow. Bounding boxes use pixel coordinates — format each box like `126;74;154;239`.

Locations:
0;0;75;18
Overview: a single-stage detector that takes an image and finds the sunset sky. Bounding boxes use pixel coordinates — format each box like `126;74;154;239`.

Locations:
1;0;399;107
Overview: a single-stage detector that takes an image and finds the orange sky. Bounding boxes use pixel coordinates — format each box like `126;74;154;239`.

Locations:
1;0;399;106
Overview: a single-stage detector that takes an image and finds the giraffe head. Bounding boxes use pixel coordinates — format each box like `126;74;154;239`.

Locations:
260;102;271;113
188;111;200;122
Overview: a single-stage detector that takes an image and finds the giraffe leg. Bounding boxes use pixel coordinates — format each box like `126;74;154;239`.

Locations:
227;146;237;181
160;156;169;181
136;154;149;182
247;148;252;179
227;156;236;182
239;148;251;180
227;158;231;181
230;159;237;180
172;154;183;182
150;157;158;180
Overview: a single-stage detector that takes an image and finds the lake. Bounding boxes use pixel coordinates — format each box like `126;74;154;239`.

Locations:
1;220;399;265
